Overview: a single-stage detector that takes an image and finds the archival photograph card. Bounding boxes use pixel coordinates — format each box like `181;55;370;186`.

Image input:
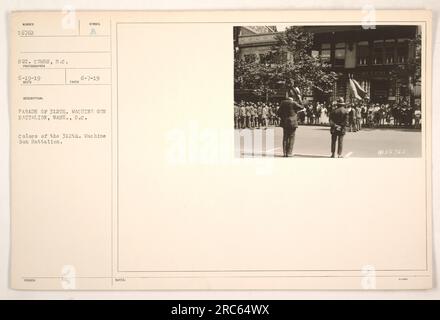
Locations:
9;10;432;290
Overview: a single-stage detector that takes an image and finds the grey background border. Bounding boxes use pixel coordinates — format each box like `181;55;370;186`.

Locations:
1;0;439;299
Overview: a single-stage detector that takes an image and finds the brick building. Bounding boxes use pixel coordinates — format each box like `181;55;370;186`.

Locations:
234;25;421;104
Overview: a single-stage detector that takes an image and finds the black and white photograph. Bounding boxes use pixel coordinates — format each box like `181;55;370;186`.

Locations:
234;25;423;158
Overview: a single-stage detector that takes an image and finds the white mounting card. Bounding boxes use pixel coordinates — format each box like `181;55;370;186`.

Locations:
9;10;432;290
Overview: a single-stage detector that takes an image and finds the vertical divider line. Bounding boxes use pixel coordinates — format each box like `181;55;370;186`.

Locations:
110;19;113;287
116;22;120;274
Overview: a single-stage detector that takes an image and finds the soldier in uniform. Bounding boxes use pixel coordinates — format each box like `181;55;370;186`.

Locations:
269;104;277;126
315;102;322;124
277;88;303;157
234;103;240;129
329;97;348;158
261;103;269;129
256;103;263;129
361;103;368;126
274;102;280;126
250;103;257;129
355;104;363;131
239;104;246;129
347;103;357;132
245;103;252;128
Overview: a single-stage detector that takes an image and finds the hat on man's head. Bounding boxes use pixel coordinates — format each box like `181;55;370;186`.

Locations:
336;97;346;106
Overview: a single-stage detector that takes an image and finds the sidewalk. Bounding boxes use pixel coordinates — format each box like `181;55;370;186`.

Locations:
235;125;422;158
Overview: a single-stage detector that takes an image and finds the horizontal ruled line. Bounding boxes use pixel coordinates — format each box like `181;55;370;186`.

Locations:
19;35;110;38
118;268;429;273
21;275;431;279
20;67;111;70
20;51;111;54
20;83;111;86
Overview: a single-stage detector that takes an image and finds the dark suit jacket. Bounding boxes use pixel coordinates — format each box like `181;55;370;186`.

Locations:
329;106;348;126
277;99;303;129
329;106;348;135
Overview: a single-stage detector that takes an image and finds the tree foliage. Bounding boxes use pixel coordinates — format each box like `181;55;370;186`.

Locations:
234;26;338;101
390;35;421;86
389;34;421;104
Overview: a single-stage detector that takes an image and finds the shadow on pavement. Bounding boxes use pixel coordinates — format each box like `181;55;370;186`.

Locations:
292;154;331;158
357;127;422;132
240;153;331;158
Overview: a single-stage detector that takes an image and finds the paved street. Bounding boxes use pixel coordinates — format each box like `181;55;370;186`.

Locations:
235;125;422;158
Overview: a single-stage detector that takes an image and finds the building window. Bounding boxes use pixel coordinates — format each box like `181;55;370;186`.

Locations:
357;41;369;66
335;78;347;99
320;43;331;64
275;51;288;64
397;39;409;64
384;40;395;64
334;42;346;67
259;53;268;64
372;40;384;65
243;54;256;63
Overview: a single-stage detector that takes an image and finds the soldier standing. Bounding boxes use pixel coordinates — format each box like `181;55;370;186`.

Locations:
356;104;362;131
361;103;368;126
329;97;348;158
250;104;257;128
234;103;239;129
274;103;281;126
257;103;263;129
239;104;246;129
315;102;322;124
245;103;252;128
262;104;269;129
347;103;356;132
277;88;303;157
